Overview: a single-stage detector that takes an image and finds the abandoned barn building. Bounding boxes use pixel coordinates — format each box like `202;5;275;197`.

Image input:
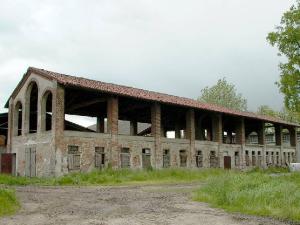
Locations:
2;67;300;177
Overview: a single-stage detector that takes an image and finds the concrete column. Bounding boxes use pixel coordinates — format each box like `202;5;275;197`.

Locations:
151;103;161;168
130;120;138;136
107;96;119;168
186;109;195;167
96;116;105;133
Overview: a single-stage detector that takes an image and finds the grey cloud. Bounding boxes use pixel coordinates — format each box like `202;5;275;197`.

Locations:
0;0;295;114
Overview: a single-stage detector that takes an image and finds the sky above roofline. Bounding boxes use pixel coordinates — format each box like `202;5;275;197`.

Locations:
0;0;295;118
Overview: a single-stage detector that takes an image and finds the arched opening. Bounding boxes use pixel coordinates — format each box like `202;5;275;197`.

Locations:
41;91;53;131
27;82;38;133
14;101;23;136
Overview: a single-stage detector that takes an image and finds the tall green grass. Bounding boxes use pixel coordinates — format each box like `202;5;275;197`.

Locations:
0;189;19;217
0;168;224;186
194;171;300;222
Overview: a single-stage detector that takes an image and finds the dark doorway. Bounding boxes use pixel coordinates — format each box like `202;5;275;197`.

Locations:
224;156;231;169
1;153;16;175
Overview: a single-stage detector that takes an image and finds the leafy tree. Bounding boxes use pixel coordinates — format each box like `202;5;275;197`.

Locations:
267;0;300;113
198;78;247;111
257;105;300;123
257;105;278;117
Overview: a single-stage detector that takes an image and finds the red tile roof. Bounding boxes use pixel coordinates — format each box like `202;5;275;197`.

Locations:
7;67;300;127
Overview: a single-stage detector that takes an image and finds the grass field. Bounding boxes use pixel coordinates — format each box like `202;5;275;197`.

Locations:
0;189;19;217
0;168;224;186
1;167;299;222
193;169;300;222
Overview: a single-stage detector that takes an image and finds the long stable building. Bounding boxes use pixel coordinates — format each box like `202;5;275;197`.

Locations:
4;67;299;177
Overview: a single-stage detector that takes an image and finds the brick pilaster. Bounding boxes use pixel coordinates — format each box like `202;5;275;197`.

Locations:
212;114;222;143
53;84;65;175
107;96;119;168
236;118;245;145
151;103;161;168
212;114;223;168
186;109;195;167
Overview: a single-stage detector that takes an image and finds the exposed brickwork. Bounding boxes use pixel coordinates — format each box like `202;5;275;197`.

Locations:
5;69;299;177
107;96;119;168
186;109;195;167
212;114;222;143
151;103;161;168
235;118;245;145
7;67;298;127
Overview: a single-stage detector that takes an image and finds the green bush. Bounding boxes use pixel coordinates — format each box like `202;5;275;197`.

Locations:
194;171;300;222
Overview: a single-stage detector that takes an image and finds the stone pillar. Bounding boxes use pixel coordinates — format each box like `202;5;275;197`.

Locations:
212;114;223;168
107;96;119;168
53;84;65;175
151;103;161;168
186;109;195;167
130;120;138;136
96;116;105;133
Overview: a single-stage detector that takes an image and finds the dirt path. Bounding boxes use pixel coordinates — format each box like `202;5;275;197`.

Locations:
0;183;292;225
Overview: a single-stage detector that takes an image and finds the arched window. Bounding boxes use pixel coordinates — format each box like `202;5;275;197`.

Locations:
26;82;38;133
41;91;53;131
14;101;23;136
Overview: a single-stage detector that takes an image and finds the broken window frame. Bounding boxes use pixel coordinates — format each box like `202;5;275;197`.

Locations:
196;150;203;168
67;145;81;171
179;150;187;167
120;148;131;168
95;147;105;169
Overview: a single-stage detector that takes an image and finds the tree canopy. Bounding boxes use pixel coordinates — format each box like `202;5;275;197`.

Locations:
198;78;247;111
257;105;300;123
267;0;300;113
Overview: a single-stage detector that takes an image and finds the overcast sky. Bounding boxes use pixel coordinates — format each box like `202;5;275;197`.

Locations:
0;0;295;116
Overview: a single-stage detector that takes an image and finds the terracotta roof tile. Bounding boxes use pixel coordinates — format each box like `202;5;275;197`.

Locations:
26;67;299;127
